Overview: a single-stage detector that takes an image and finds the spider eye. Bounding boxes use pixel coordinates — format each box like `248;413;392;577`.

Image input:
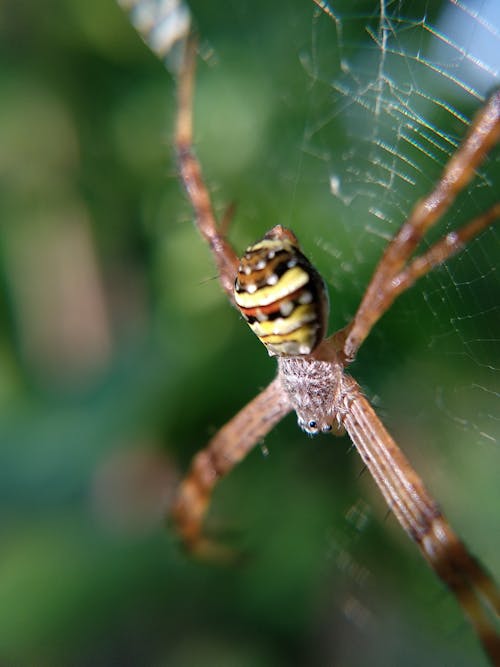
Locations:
308;420;317;429
322;424;333;432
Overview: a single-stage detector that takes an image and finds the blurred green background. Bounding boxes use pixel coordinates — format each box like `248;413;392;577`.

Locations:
0;1;499;665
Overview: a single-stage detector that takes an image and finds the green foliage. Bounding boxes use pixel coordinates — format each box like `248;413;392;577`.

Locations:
0;1;498;665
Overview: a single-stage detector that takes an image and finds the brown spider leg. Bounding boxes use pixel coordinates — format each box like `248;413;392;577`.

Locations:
328;202;500;360
391;202;500;298
175;36;240;302
343;90;500;361
170;376;292;560
340;375;500;663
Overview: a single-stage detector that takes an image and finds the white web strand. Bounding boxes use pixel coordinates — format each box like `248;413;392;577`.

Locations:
304;1;499;449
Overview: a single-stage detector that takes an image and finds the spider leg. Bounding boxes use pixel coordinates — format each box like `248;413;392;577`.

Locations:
175;36;240;302
390;202;500;299
343;90;500;361
170;376;292;560
340;374;500;662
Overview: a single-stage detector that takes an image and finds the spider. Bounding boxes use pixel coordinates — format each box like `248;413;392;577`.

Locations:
165;37;500;663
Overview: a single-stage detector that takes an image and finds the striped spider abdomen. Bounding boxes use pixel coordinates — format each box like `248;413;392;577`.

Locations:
234;225;329;356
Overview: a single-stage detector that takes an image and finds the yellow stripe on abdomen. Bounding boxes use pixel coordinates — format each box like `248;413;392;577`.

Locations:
234;266;309;308
249;304;316;337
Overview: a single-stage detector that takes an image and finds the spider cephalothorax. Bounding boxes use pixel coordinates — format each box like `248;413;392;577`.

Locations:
278;354;345;435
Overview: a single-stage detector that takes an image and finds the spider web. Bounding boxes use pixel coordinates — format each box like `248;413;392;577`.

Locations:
297;0;499;441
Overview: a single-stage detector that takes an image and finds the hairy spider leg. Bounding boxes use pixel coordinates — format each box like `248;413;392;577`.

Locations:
175;36;240;302
340;376;500;663
171;377;291;559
